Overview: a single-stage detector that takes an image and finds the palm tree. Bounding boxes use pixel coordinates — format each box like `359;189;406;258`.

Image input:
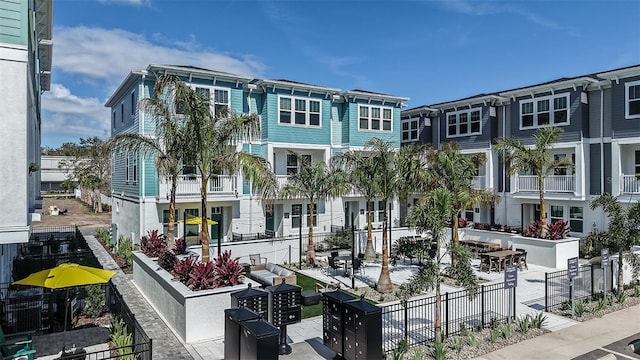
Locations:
279;151;350;265
106;75;189;248
332;150;381;260
590;193;640;293
494;127;570;232
426;142;498;248
364;138;399;293
183;90;277;263
402;186;478;343
395;144;431;226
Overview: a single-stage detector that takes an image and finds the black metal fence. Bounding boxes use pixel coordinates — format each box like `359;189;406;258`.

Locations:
544;262;614;311
106;281;152;360
381;282;514;353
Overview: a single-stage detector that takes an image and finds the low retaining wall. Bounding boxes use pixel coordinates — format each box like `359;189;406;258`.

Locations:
511;235;579;269
133;251;258;343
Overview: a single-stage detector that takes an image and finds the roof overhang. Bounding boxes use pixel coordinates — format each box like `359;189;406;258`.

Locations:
258;79;341;98
34;0;53;91
596;65;640;84
499;77;599;100
147;64;253;86
342;90;409;107
401;105;439;118
430;94;508;111
105;71;147;107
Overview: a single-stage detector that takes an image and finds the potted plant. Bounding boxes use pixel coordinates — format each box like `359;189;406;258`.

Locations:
28;162;39;176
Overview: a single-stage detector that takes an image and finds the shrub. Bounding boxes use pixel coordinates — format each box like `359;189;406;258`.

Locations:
188;261;216;291
95;228;111;248
616;291;627;304
427;340;447;360
116;236;136;268
594;297;607;312
140;230;167;257
634;286;640;298
547;220;570;240
501;323;512;339
325;234;352;249
173;255;198;283
488;328;500;343
83;285;105;318
458;217;468;228
516;314;531;334
212;250;245;287
157;251;176;271
110;317;134;360
531;313;547;329
524;221;544;238
574;300;585;317
173;238;187;255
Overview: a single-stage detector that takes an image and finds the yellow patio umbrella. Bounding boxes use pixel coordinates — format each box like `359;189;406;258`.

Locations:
12;263;116;331
179;216;218;225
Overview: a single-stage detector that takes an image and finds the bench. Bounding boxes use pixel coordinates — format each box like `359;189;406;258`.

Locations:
250;263;297;286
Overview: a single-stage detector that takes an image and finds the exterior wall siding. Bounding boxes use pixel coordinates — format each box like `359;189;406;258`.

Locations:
264;91;331;145
604;142;612;194
611;75;640;139
346;101;400;148
0;0;27;45
438;104;493;150
589;144;602;195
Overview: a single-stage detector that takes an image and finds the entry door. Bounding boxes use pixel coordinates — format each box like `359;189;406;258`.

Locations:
266;204;274;234
211;207;223;244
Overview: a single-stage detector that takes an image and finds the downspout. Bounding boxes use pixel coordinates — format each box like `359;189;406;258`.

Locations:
502;105;508;225
600;87;604;195
140;72;146;241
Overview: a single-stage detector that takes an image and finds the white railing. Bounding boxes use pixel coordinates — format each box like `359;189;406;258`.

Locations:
471;176;485;190
276;175;290;189
159;174;237;198
516;175;575;193
621;175;640;194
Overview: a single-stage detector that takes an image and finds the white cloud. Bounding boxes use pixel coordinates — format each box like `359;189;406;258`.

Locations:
42;84;111;141
52;26;266;83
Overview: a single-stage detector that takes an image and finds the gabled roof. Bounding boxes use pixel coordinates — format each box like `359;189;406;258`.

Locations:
148;64;254;83
342;89;409;105
257;78;341;96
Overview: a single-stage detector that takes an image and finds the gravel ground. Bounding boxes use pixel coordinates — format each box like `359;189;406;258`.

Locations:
36;197;112;228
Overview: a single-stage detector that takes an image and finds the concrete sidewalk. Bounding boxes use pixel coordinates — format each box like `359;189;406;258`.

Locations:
474;303;640;360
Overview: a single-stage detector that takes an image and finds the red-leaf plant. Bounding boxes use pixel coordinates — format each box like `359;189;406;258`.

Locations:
187;261;217;291
173;255;197;283
547;220;571;240
140;230;167;257
213;250;245;287
173;238;187;255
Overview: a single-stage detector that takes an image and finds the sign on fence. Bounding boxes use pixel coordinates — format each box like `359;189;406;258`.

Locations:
601;248;609;267
568;257;579;279
504;265;518;289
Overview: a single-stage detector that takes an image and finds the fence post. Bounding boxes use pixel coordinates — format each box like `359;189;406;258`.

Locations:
404;303;408;342
481;285;485;328
512;287;517;322
444;292;449;338
544;272;548;312
590;264;595;297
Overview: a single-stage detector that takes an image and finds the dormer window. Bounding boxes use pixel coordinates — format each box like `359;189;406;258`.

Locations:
278;96;321;127
520;93;569;129
446;108;481;137
358;105;392;132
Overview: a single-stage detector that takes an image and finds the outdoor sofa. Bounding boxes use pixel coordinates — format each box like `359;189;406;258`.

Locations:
250;262;297;286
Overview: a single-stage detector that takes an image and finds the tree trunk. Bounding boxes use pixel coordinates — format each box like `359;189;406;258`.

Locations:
94;189;102;213
451;213;459;265
435;282;442;343
377;209;392;293
167;177;177;250
365;206;375;259
200;176;210;263
307;203;316;265
538;175;548;238
618;249;624;294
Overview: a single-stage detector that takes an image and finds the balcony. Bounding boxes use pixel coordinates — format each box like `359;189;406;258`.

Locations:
159;175;237;198
514;175;575;193
276;175;289;190
621;175;640;194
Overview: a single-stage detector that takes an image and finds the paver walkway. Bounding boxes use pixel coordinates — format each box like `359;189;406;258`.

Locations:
81;227;197;360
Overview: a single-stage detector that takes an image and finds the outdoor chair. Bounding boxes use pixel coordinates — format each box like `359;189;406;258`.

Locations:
328;257;342;276
249;254;267;267
331;251;339;258
518;251;529;270
350;258;363;276
0;327;34;360
479;254;499;273
501;254;514;271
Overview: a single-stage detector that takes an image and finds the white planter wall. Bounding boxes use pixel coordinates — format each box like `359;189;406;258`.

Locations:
133;252;259;343
458;228;513;249
511;235;579;269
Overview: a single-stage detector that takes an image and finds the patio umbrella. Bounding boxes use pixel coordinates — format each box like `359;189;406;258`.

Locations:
12;263;116;330
178;216;218;225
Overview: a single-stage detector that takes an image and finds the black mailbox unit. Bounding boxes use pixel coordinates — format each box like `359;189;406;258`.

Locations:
266;279;302;354
240;319;280;360
343;297;383;360
322;290;356;357
230;283;269;319
224;307;260;360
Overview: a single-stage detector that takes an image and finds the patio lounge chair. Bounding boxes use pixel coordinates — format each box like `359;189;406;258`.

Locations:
0;327;34;360
249;254;267;267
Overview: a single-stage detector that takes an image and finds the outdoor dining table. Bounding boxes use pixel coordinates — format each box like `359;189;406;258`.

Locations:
460;239;501;258
334;255;353;276
487;249;520;272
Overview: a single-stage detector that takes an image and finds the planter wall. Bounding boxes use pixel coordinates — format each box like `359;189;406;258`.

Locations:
133;251;258;343
457;228;513;249
511;235;579;269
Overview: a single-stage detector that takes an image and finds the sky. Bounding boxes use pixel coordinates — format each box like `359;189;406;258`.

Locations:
42;0;640;148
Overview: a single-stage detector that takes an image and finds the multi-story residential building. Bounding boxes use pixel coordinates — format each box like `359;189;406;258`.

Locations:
402;64;640;237
0;0;53;282
105;65;408;245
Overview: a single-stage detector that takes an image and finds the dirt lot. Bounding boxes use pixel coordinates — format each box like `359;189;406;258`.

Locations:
36;197;112;228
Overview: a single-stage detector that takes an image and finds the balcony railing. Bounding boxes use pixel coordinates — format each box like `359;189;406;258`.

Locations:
515;175;575;193
471;176;485;190
159;175;237;197
621;175;640;194
276;175;289;189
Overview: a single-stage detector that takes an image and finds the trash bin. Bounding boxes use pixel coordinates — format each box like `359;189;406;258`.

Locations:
230;283;269;319
240;319;280;360
224;307;260;360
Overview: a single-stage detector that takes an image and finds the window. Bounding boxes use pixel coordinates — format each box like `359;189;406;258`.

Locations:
185;208;199;237
402;118;419;141
307;204;317;227
278;96;321;127
520;93;570;128
130;92;136;115
112;111;116;129
464;209;474;222
132;157;137;183
125;156;130;182
626;80;640;119
569;206;583;233
550;205;564;224
120;103;124;123
445;108;482;137
286;154;310;175
193;86;229;116
358;105;393;132
635;150;640;175
378;201;385;222
553;154;568;176
292;204;302;228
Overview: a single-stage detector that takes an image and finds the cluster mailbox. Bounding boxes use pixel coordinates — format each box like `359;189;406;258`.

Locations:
230;283;269;319
322;290;357;357
343;297;382;360
267;280;302;354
